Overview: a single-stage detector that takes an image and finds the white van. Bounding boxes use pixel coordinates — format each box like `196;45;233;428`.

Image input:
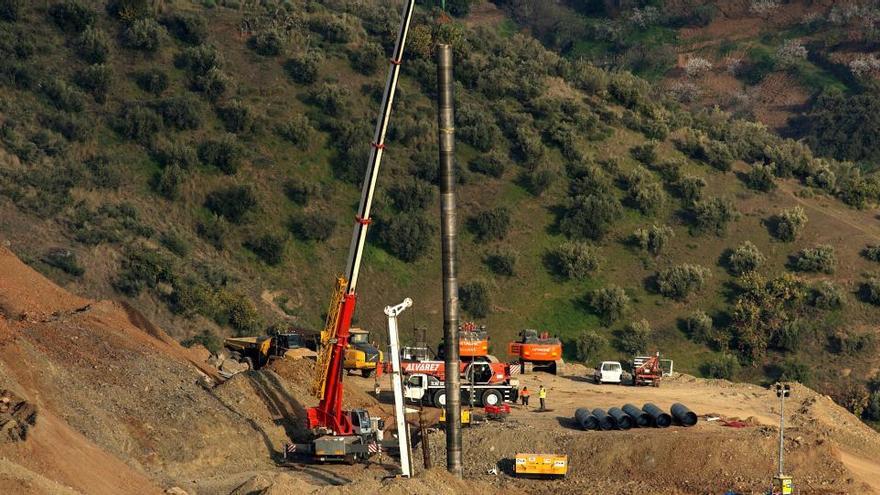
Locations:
594;361;623;384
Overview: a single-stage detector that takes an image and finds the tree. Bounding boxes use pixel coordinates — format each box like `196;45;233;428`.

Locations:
676;175;706;204
745;163;776;191
284;51;321;84
290;211;336;242
376;213;433;262
790;245;836;274
388;179;434;212
460;281;490;318
811;280;845;310
576;330;606;363
632;224;673;256
204;185;256;224
684;310;713;343
245;233;286;265
691;197;738;235
727;241;765;275
772;207;807;242
468;207;511;242
485;251;516;276
617;319;652;355
701;354;739;380
559;194;623;241
656;264;711;300
547;241;602;280
589;285;630;324
730;273;807;361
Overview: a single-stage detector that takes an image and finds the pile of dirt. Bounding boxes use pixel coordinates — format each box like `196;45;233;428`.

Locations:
0;389;36;442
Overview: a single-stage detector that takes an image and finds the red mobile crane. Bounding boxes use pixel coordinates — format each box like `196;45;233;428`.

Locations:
286;0;415;463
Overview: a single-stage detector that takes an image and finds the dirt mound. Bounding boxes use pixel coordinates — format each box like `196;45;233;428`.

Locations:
0;389;36;442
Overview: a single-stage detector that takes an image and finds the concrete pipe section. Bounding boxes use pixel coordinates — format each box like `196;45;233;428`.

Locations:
575;408;599;430
671;403;698;426
622;403;651;427
642;403;672;428
607;407;633;430
591;408;615;430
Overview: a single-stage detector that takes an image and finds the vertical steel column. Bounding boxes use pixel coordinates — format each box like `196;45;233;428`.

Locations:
436;43;461;478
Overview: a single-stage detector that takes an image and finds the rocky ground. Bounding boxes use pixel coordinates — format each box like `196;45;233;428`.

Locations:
1;244;879;494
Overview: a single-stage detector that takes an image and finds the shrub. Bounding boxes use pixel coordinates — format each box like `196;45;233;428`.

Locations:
284;51;321;84
458;104;501;152
511;124;545;166
828;329;876;356
727;241;765;275
217;100;253;133
192;67;228;101
160;231;190;256
676;175;706;204
388;179;434;212
589;285;630;324
617;319;652;355
74;64;111;103
307;83;349;116
865;391;880;421
105;0;152;20
152;163;185;200
122;18;164;52
161;12;207;45
684;310;713;343
222;291;262;335
204;185;256;224
115;105;162;142
75;26;110;63
730;273;808;361
135;68;168;95
0;0;23;22
675;129;734;171
576;330;606;363
42;248;84;276
777;358;811;384
48;0;95;33
548;241;602;280
628;180;666;215
630;142;657;165
290;211;336;242
459;281;490;318
656;264;711;300
862;245;880;262
198;136;241;174
152;95;202;130
485;251;516;276
197;215;228;250
152;138;198;170
811;280;845;310
283;177;313;206
559;194;623;241
376;213;433;261
85;154;122;188
772;206;807;242
632;224;673;256
790;245;836;274
175;45;221;76
469;152;506;178
245;233;286;265
42;77;85;113
349;42;383;75
308;14;354;43
468;207;511;242
520;168;555;196
701;354;739;380
276;114;312;147
745;163;776;191
113;247;174;296
182;330;222;354
248;29;285;56
691;197;738;235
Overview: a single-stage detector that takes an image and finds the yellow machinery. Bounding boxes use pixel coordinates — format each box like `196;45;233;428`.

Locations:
224;332;307;370
514;453;568;477
343;328;383;377
772;476;793;495
439;408;471;426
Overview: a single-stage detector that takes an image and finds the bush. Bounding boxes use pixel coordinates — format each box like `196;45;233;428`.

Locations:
197;215;228;250
691;197;738;235
245;233;286;265
458;104;501;152
42;248;84;276
217;100;253;133
152;138;197;170
307;83;349;116
388;179;434;212
675;129;734;171
135;68;168;95
684;310;713;343
376;213;433;261
290;211;336;242
42;77;85;113
485;251;516;276
75;26;110;63
576;330;606;363
559;193;623;241
122;18;164;52
85;154;122;188
632;224;673;256
152;95;202;130
589;285;630;324
349;42;383;75
777;358;811;384
161;12;207;45
630;142;657;165
308;14;354;43
115;105;162;142
276;114;312;147
182;330;222;354
811;280;845;310
675;175;706;204
222;291;262;335
772;206;807;242
628;180;666;215
283;177;313;206
48;0;95;33
828;329;875;356
0;0;23;22
192;67;228;101
175;45;222;76
617;319;652;355
862;245;880;262
701;354;739;380
790;245;836;274
198;136;241;174
152;163;185;200
459;281;490;318
727;241;765;275
468;207;511;242
204;185;256;224
105;0;152;20
160;231;190;256
113;247;174;296
656;264;711;300
468;151;506;178
520;168;555;196
745;163;776;191
284;51;321;84
547;241;602;280
74;64;111;103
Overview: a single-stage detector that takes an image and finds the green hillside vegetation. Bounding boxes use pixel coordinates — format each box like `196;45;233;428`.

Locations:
1;0;880;425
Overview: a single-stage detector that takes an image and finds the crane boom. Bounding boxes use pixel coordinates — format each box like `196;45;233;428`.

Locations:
307;0;416;438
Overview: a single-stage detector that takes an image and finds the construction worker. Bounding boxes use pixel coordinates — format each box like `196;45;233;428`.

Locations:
520;386;530;408
538;385;546;411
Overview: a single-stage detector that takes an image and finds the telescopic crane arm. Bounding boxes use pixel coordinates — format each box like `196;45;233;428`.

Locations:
307;0;416;437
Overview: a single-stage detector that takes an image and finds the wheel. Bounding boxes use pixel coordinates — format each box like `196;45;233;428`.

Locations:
553;359;565;375
243;357;255;370
481;389;502;407
362;368;374;378
230;351;241;361
433;390;447;408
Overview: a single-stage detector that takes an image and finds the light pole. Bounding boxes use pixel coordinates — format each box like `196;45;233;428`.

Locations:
773;383;793;495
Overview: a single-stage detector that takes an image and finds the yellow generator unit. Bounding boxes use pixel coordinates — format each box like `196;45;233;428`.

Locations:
439;408;472;426
515;453;568;477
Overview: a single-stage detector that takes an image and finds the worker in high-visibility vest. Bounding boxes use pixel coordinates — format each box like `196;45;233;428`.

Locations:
520;386;530;408
538;385;546;411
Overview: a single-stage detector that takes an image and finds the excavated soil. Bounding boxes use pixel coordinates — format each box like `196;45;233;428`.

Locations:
2;245;880;494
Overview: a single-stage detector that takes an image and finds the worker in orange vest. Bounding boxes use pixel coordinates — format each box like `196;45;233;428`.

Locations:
520;386;530;408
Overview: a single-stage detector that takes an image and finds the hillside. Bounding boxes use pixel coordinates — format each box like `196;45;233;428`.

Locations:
0;0;879;427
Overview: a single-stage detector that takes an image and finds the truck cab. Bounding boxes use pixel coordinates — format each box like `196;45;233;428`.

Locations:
594;361;623;384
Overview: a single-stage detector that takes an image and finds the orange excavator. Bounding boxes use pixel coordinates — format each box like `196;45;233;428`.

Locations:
508;329;565;375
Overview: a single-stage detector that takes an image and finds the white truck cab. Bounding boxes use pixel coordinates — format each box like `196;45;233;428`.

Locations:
594;361;623;384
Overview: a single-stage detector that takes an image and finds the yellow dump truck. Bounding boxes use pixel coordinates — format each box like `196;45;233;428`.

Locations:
343;328;383;377
514;453;568;478
224;332;307;370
